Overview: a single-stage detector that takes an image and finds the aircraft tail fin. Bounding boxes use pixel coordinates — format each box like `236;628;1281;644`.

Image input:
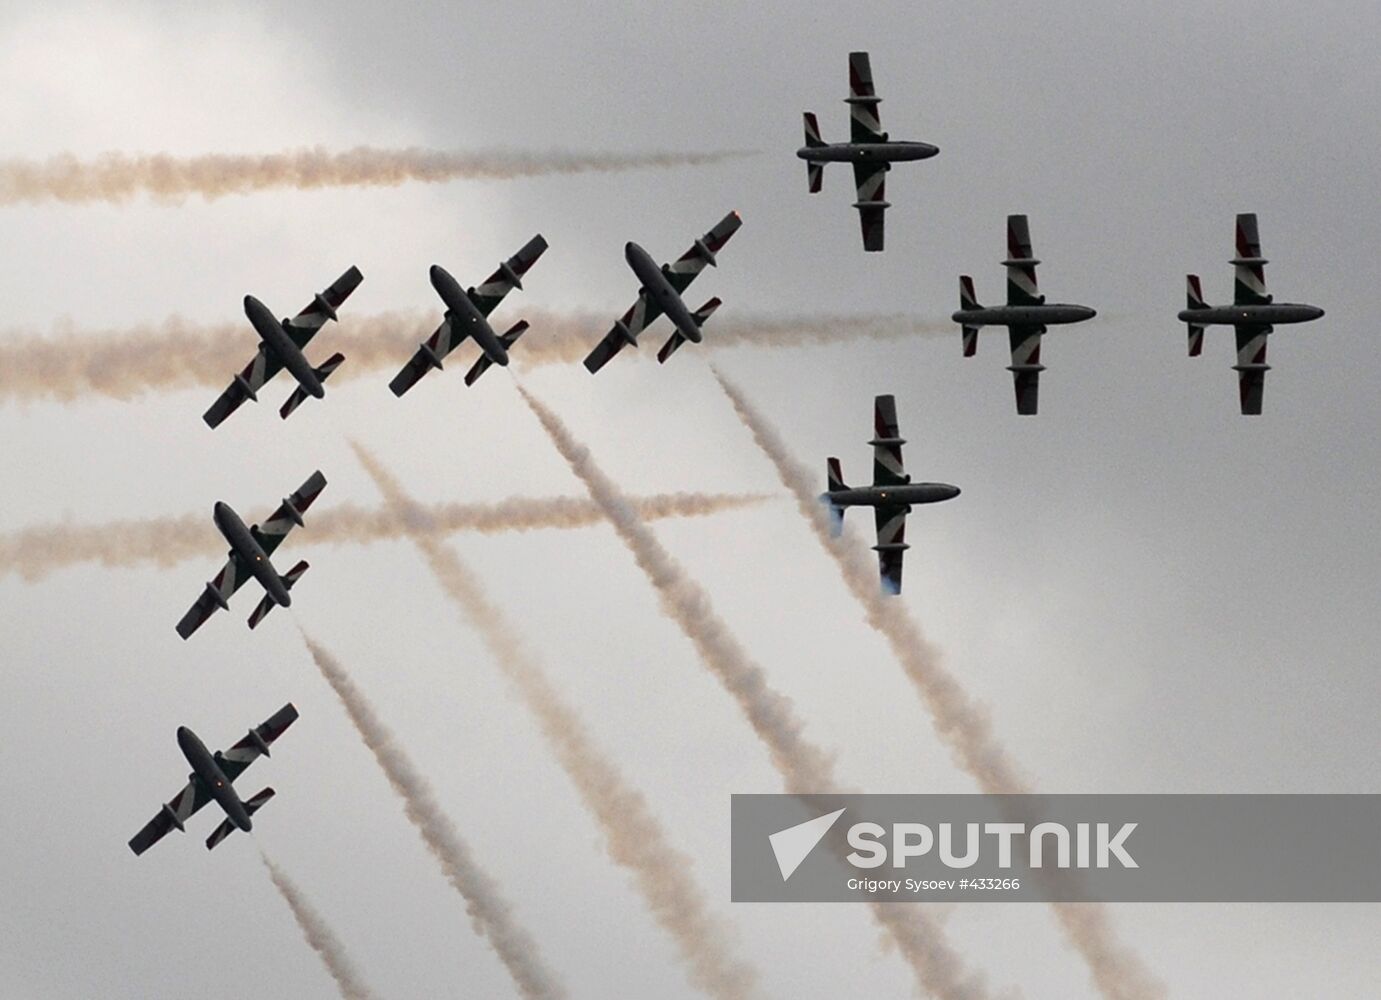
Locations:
823;458;846;538
278;353;344;420
960;274;980;311
657;298;720;364
247;562;307;629
281;560;309;591
959;276;981;356
803;114;825;192
206;788;276;851
1185;274;1207;356
827;457;847;492
464;321;529;386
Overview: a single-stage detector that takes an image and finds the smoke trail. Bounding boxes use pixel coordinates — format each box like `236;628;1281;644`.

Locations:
258;849;380;1000
0;310;946;405
350;442;761;1000
0;146;750;205
711;369;1166;1000
299;631;566;1000
0;491;766;582
515;386;998;1000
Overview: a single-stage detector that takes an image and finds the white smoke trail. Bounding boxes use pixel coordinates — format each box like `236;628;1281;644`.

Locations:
350;441;762;1000
0;491;766;582
258;849;380;1000
299;631;567;1000
0;146;750;205
515;386;1000;1000
0;310;947;405
711;368;1166;1000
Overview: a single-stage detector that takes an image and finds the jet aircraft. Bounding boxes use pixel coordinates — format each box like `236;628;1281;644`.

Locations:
821;395;960;594
203;267;363;428
128;703;298;855
389;235;549;395
951;215;1097;415
175;471;327;639
796;51;939;251
582;212;740;373
1179;213;1324;415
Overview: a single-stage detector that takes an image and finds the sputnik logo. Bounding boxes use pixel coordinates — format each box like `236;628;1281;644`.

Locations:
768;807;846;881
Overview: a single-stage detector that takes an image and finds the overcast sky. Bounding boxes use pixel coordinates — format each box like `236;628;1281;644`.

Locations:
1;2;1378;998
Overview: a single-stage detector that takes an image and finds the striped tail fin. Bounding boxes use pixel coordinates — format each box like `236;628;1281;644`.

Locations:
803;113;824;193
206;788;276;850
279;352;345;419
464;320;529;385
959;276;980;356
1184;274;1207;357
824;458;846;537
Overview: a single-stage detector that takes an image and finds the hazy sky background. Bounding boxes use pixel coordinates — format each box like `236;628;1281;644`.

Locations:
1;2;1378;997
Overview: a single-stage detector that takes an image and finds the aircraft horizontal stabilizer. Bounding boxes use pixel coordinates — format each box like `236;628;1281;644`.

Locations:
279;353;345;419
206;788;276;850
465;321;530;386
247;562;305;630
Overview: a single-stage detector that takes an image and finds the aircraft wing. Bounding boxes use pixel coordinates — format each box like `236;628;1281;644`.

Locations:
663;211;743;295
215;703;299;783
1004;215;1042;306
467;235;548;317
389;317;464;396
283;266;365;348
1232;213;1270;307
176;553;252;639
873;504;908;595
1007;326;1045;416
1233;324;1272;415
128;779;212;855
870;394;907;486
582;293;664;373
852;163;888;252
847;51;886;143
203;347;285;429
251;470;327;557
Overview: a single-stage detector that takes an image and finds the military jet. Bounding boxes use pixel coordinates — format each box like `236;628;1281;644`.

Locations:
128;703;298;855
203;267;363;428
389;235;548;395
796;51;939;252
582;212;740;373
175;471;327;639
821;395;960;594
1179;213;1325;415
951;215;1097;415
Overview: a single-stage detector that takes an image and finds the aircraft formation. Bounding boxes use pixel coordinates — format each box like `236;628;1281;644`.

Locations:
125;49;1324;897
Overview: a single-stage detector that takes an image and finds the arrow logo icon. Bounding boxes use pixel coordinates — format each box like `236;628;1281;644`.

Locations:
768;807;846;881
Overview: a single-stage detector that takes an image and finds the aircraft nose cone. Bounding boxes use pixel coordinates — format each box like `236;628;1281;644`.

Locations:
1310;306;1326;320
946;485;962;500
311;384;325;399
428;264;445;282
1079;306;1097;320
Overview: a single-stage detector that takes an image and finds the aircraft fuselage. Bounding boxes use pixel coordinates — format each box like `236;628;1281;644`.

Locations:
176;725;252;832
243;295;323;398
795;141;939;163
625;242;703;345
430;265;508;366
825;483;960;508
1176;302;1324;326
952;304;1097;327
213;501;291;609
